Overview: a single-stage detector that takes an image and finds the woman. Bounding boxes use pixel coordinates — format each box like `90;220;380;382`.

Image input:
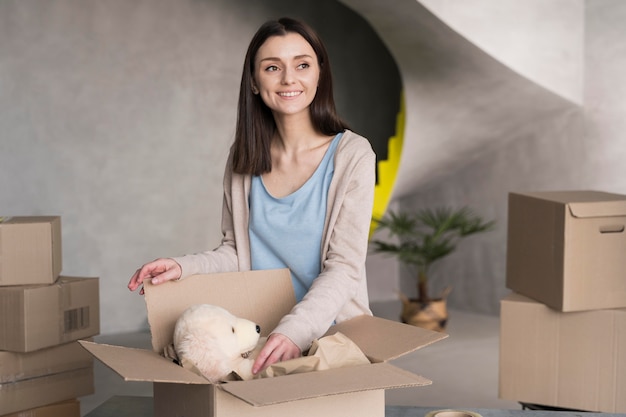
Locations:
128;17;375;375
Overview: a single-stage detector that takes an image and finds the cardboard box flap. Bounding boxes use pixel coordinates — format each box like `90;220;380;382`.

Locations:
0;216;60;224
516;190;626;218
520;190;624;204
79;340;207;384
144;269;296;353
568;200;626;219
326;315;448;362
220;362;431;406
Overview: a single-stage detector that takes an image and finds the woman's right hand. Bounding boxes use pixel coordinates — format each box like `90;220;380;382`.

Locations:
128;258;182;295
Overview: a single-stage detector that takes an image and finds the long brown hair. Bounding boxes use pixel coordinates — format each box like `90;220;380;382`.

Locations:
231;17;349;175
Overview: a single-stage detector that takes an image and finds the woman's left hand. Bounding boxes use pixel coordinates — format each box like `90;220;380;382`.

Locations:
252;333;301;374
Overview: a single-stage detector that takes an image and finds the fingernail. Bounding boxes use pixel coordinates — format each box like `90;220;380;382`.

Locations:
151;278;158;285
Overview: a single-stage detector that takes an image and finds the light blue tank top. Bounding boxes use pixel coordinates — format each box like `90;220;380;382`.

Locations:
249;132;342;302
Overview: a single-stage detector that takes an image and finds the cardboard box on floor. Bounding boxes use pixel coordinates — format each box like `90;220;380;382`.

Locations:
0;216;62;286
0;399;81;417
0;341;94;415
499;293;626;413
0;368;93;416
80;269;447;417
506;190;626;312
0;276;100;352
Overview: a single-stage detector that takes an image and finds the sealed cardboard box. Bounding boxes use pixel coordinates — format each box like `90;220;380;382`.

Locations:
0;216;62;286
81;269;447;417
506;190;626;311
0;399;81;417
0;368;93;416
0;341;93;415
0;342;94;417
0;276;100;352
0;340;93;383
499;293;626;413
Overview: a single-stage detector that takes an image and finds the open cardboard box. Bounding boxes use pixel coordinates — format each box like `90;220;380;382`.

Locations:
80;269;447;417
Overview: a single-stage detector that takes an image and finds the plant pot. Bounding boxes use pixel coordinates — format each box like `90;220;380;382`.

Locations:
398;287;451;332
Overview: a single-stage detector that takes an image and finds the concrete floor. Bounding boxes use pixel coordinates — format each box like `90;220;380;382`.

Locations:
79;300;521;416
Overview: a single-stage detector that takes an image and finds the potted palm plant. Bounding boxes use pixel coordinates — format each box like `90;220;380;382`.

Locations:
371;206;495;331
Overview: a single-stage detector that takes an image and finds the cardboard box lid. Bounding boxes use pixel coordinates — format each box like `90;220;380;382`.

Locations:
0;216;60;224
513;190;626;218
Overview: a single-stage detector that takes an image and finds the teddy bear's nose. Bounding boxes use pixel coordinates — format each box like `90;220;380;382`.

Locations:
256;325;261;334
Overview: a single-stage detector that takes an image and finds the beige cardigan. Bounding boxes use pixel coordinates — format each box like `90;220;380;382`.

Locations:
173;130;375;350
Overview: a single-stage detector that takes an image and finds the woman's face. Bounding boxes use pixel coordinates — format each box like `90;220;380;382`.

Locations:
253;33;320;119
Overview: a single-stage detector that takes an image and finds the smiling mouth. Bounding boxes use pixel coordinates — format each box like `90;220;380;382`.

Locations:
278;91;302;97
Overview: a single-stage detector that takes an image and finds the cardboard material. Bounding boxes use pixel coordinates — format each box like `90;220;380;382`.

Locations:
0;399;80;417
0;276;100;352
506;190;626;311
0;367;93;416
0;216;62;286
499;293;626;413
0;340;93;383
145;269;297;353
81;269;447;417
153;383;384;417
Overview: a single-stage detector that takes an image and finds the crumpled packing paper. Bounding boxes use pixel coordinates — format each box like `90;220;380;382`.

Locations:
258;331;370;378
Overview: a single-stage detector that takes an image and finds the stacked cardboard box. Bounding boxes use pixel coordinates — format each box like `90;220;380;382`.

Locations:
0;216;100;416
500;191;626;413
1;400;81;417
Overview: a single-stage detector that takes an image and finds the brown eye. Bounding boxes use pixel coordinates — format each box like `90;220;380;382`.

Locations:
231;327;235;333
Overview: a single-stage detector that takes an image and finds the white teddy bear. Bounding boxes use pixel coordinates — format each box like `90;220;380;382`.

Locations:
173;304;264;383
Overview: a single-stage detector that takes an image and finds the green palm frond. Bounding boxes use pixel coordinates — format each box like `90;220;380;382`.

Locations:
372;206;495;301
372;211;419;239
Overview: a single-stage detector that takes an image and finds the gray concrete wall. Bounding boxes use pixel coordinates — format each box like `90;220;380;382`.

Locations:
384;0;626;315
346;0;585;308
419;0;584;105
3;0;625;332
0;0;400;334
